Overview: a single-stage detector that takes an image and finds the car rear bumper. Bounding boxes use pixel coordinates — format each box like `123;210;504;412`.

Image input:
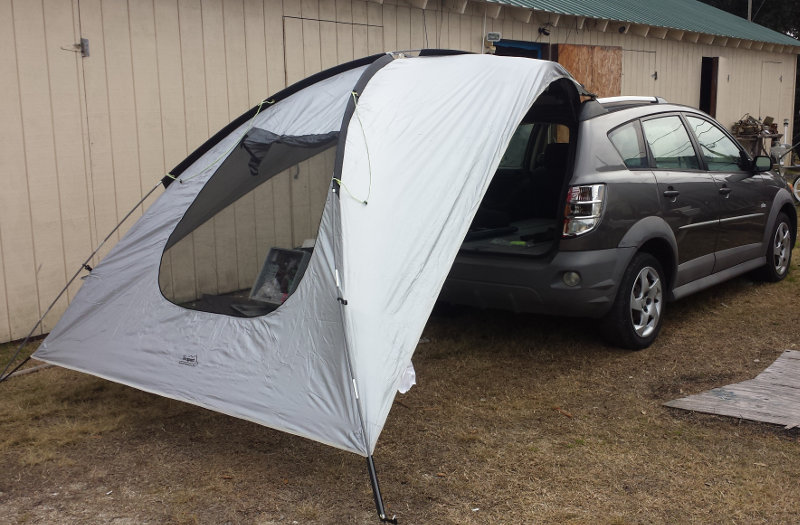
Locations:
439;247;635;318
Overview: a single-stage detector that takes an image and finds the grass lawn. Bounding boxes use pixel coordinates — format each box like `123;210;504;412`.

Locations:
1;235;799;524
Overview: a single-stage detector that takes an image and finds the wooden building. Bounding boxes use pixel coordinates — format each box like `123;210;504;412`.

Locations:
1;0;798;343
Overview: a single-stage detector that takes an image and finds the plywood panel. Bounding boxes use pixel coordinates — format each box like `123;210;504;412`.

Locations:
557;44;621;97
556;44;592;89
592;45;622;97
15;0;68;332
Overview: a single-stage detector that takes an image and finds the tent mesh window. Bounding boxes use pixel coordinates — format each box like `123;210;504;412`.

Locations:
159;134;337;317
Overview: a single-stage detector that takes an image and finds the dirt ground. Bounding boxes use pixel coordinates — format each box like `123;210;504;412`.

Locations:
2;240;800;524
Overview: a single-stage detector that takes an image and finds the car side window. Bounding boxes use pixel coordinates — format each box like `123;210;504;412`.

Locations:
608;121;648;169
685;115;745;171
641;116;700;170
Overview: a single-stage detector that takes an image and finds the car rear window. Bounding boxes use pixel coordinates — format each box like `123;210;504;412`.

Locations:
641;116;699;170
608;121;648;169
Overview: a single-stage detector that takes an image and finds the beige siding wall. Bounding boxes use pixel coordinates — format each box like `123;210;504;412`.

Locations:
1;0;797;342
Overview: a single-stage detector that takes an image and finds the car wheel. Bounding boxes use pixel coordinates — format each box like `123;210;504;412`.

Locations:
754;212;793;282
602;252;665;350
793;175;800;203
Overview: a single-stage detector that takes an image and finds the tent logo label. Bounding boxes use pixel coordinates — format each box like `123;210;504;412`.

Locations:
179;354;198;367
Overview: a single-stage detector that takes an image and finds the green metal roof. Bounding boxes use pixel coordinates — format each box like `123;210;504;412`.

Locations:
486;0;800;47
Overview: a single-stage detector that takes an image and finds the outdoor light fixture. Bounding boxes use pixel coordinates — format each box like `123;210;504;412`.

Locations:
538;26;550;36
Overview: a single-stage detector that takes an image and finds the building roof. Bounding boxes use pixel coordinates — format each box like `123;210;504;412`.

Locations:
486;0;800;48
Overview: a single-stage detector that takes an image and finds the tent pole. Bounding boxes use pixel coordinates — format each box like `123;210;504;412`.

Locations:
367;455;397;524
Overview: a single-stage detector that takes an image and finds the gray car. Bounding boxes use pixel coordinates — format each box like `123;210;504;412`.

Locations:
440;86;796;349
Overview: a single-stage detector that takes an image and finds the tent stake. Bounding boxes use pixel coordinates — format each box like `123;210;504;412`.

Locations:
367;455;397;524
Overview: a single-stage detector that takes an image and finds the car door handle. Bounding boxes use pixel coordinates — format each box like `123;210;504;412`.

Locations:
719;186;732;196
663;189;680;199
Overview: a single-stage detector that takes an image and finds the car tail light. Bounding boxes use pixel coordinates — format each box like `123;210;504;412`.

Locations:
563;184;606;237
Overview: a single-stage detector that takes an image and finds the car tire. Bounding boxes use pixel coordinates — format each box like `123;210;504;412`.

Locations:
793;175;800;203
602;252;665;350
754;212;793;282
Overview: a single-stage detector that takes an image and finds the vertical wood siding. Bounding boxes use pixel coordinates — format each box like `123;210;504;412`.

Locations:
1;0;797;342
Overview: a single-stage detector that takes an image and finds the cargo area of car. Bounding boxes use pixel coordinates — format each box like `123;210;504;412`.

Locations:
462;79;580;257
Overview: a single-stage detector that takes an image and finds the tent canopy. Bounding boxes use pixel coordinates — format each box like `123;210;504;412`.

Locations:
35;52;581;456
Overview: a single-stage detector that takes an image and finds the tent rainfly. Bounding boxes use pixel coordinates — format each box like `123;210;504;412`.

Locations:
34;51;583;522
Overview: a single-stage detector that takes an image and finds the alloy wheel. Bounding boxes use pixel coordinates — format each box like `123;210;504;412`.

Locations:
629;266;663;338
773;221;791;276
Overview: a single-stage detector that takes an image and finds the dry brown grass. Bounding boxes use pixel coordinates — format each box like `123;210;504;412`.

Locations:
2;235;800;524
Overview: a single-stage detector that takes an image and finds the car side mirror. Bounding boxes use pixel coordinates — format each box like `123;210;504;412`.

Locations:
753;155;773;173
